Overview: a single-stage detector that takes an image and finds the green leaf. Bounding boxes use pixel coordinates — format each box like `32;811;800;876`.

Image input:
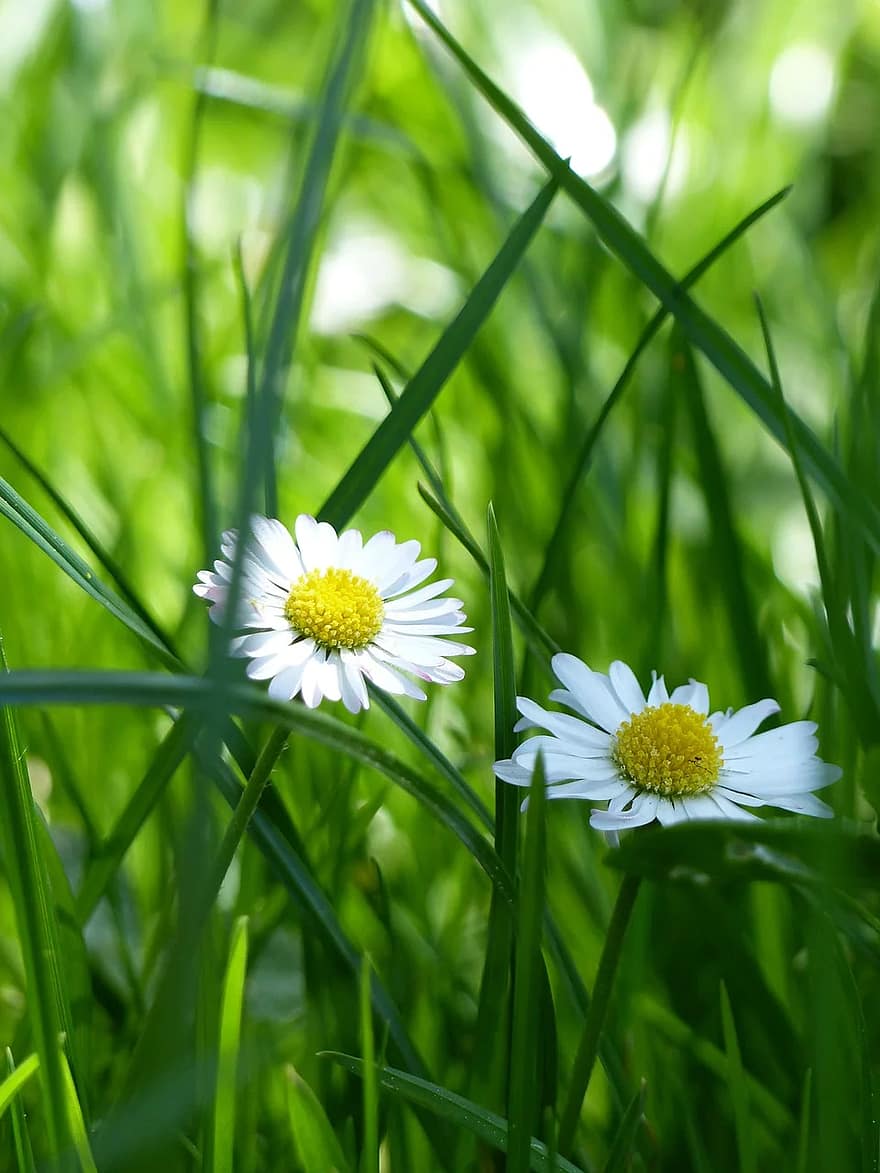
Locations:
319;176;558;529
4;1050;37;1173
210;916;249;1173
405;0;880;555
286;1065;352;1173
507;757;547;1173
61;1050;97;1173
0;1051;40;1119
601;1081;646;1173
720;983;756;1173
322;1053;586;1173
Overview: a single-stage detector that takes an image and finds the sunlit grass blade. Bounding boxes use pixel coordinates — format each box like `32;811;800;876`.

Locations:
673;332;773;699
419;482;560;658
322;1053;586;1173
507;756;547;1173
0;670;515;905
0;1050;40;1119
601;1081;646;1173
319;176;558;529
210;916;249;1173
0;476;178;668
405;0;880;555
0;636;74;1166
5;1050;38;1173
286;1065;352;1173
258;0;377;514
360;955;379;1173
530;186;791;612
61;1051;97;1173
720;983;756;1173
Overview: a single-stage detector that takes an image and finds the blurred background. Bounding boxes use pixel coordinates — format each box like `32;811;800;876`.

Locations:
1;0;878;1168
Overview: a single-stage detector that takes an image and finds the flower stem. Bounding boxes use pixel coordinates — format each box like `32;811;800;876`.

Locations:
557;872;642;1156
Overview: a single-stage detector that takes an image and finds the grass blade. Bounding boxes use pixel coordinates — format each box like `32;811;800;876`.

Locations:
0;1051;40;1119
601;1081;647;1173
720;983;756;1173
0;635;74;1166
507;757;547;1173
323;1053;586;1173
360;955;379;1173
319;177;558;529
210;916;249;1173
61;1051;97;1173
286;1065;352;1173
5;1050;38;1173
406;0;880;555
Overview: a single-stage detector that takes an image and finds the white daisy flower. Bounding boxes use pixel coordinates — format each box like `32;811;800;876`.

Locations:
494;653;841;835
194;514;474;713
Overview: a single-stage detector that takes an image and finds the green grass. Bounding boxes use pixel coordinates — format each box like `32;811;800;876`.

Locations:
1;0;879;1169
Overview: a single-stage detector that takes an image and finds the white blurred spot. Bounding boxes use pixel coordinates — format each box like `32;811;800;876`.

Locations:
621;109;689;203
71;0;109;10
504;30;616;179
0;0;56;88
769;44;835;127
310;223;459;334
772;508;820;594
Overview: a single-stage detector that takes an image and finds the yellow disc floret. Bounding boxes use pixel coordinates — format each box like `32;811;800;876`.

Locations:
612;703;722;797
284;568;384;651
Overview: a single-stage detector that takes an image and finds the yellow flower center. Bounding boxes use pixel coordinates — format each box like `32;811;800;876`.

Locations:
284;568;384;651
612;703;722;797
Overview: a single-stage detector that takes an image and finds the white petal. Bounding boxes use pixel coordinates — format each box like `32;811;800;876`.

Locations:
356;530;397;582
513;746;619;783
382;621;472;637
359;652;427;701
551;654;628;733
513;698;612;752
249;516;303;581
668;679;710;714
382;557;438;598
267;661;308;701
706;792;758;820
655;799;689;826
608;661;646;715
721;758;841;796
546;778;633;801
339;652;370;713
646;672;669;706
300;650;329;708
590;792;657;831
723;721;818;763
493;759;534;787
375;634;474;663
385;578;455;609
764;792;834;818
335;527;364;569
229;630;293;658
295;515;339;572
714;699;780;748
372;540;422;593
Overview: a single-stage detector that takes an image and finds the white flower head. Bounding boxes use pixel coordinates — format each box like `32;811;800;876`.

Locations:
194;514;474;713
494;654;841;838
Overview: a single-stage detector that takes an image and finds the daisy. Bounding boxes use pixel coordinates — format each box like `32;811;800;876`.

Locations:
194;514;474;713
493;654;841;835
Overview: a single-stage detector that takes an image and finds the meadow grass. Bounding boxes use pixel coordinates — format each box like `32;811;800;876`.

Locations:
0;0;878;1169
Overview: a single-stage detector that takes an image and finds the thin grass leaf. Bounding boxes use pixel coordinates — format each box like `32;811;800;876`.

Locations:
210;916;249;1173
286;1065;352;1173
259;0;377;514
797;1069;812;1173
720;983;756;1173
405;0;880;555
0;670;514;905
507;756;547;1173
0;476;178;669
5;1050;38;1173
0;1051;40;1119
61;1051;97;1173
322;1053;586;1173
601;1081;646;1173
529;187;791;612
0;636;74;1165
319;176;558;529
360;955;379;1173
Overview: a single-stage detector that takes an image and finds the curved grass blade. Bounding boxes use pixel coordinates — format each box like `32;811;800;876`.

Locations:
319;176;558;529
529;186;791;612
405;0;880;554
0;671;514;905
601;1081;646;1173
0;637;74;1165
0;476;178;669
720;984;756;1173
210;916;249;1173
322;1053;586;1173
4;1050;37;1172
286;1065;352;1173
61;1051;97;1173
0;1051;40;1119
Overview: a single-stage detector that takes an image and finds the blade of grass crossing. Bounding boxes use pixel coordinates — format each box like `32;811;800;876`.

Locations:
405;0;880;555
0;635;74;1167
286;1066;352;1173
61;1052;97;1173
322;1053;586;1173
259;0;377;514
319;178;558;529
360;956;379;1173
601;1081;647;1173
720;983;756;1173
0;1050;40;1119
5;1050;38;1173
507;757;547;1173
210;916;249;1173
